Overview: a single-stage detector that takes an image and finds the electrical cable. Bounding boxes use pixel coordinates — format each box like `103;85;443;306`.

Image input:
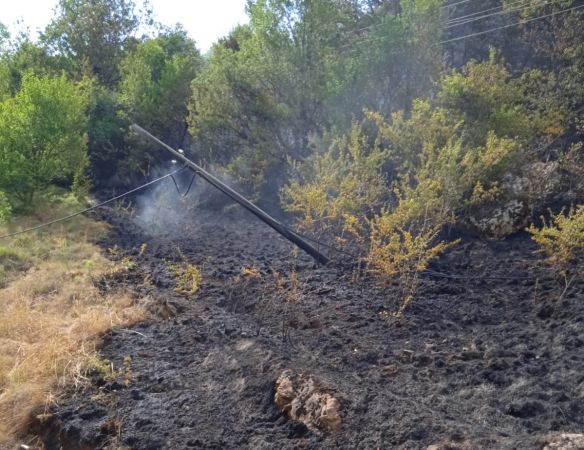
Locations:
435;3;584;45
170;171;197;197
446;0;528;24
341;1;582;54
0;167;187;240
445;0;539;28
349;0;529;39
442;0;481;9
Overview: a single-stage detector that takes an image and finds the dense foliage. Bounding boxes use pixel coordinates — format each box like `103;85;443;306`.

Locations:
0;75;88;205
0;0;582;270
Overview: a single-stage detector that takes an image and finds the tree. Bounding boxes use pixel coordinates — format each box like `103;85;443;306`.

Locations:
0;75;88;204
0;38;71;100
189;0;444;198
189;0;358;193
0;23;8;51
511;0;584;110
340;0;443;117
119;28;202;175
42;0;150;87
86;84;128;184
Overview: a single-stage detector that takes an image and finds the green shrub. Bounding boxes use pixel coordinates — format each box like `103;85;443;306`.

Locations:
0;192;10;224
527;205;584;271
0;74;88;204
282;121;389;236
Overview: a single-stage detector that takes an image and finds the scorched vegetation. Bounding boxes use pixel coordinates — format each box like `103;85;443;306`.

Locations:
0;0;584;448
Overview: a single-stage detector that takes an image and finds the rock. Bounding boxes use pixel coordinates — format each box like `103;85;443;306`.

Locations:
274;370;341;433
467;199;529;239
524;161;562;201
540;433;584;449
502;161;562;201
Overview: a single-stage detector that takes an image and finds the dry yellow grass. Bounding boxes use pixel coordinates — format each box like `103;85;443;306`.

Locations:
0;200;145;447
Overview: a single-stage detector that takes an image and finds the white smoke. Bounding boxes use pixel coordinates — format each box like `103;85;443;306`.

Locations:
132;163;245;238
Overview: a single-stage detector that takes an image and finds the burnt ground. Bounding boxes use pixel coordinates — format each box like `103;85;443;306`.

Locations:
37;208;584;450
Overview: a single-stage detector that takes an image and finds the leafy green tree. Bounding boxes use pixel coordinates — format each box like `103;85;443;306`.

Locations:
189;0;359;192
43;0;150;87
342;0;443;117
189;0;445;197
86;84;128;184
0;191;11;224
119;28;201;175
0;38;71;100
0;23;8;51
189;24;289;188
511;0;584;109
0;75;88;204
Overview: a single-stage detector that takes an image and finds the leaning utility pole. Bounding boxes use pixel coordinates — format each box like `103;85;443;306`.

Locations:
131;124;329;265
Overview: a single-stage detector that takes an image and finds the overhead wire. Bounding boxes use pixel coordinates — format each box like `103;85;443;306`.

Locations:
340;0;582;55
350;0;530;37
0;167;188;240
444;0;541;28
436;3;584;45
339;0;485;50
446;0;528;24
441;0;481;9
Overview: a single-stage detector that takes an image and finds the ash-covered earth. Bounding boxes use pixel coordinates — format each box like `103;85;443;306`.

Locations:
37;205;584;450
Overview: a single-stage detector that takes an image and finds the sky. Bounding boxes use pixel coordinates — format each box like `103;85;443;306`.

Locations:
1;0;249;52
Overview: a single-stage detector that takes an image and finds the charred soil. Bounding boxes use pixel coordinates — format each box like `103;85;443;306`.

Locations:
38;210;584;450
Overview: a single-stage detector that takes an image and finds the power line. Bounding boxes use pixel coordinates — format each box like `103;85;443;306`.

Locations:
340;0;490;49
345;0;581;54
446;0;528;24
436;3;584;45
441;0;480;9
341;0;492;48
445;0;539;29
0;167;187;240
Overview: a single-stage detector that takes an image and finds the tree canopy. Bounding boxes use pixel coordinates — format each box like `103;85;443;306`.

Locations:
0;0;582;224
43;0;150;86
0;74;88;203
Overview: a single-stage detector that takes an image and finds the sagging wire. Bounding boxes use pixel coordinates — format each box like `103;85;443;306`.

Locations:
0;166;188;240
0;159;551;283
170;170;197;198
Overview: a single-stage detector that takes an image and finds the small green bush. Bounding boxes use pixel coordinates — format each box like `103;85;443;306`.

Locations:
528;205;584;271
282;121;389;236
0;191;10;224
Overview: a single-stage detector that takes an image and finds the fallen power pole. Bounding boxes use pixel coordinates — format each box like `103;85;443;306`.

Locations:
131;124;330;265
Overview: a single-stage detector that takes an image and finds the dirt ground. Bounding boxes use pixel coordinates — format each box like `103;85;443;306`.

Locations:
35;207;584;450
